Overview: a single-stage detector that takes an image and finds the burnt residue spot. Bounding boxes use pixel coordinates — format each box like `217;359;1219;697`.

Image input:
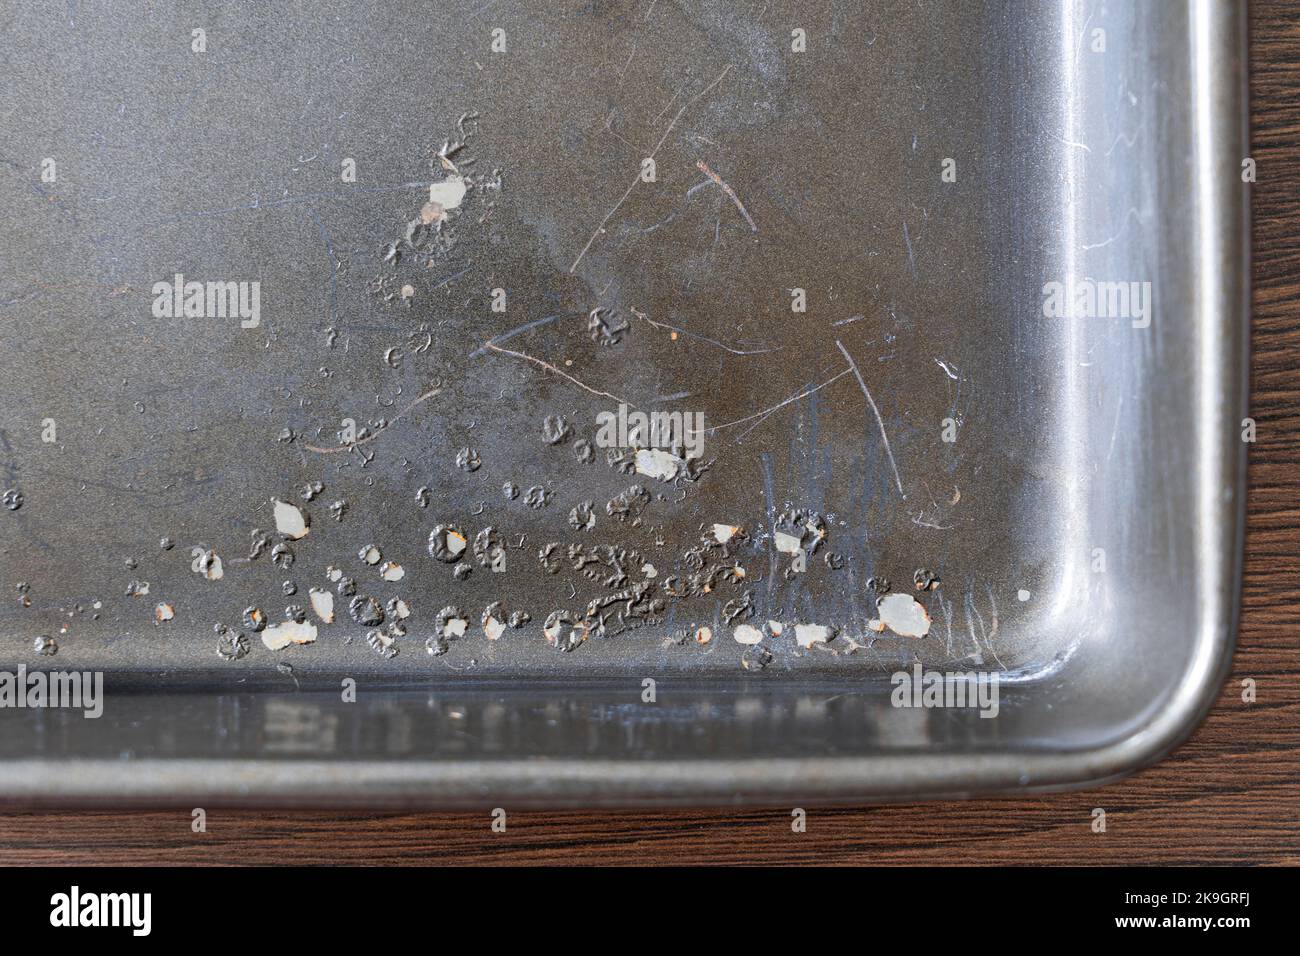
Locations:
607;448;636;475
606;484;650;525
568;500;596;531
349;595;385;627
248;529;272;560
455;447;482;472
429;604;470;655
722;591;754;624
215;624;249;661
472;527;503;567
428;524;468;563
913;568;941;591
366;628;399;659
538;542;562;575
542;415;573;445
33;635;57;656
544;610;586;652
587;307;629;346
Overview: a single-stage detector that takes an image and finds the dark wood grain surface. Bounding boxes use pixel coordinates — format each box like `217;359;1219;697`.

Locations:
2;1;1296;866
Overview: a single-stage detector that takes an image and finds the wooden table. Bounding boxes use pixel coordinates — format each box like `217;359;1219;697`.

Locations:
1;1;1296;866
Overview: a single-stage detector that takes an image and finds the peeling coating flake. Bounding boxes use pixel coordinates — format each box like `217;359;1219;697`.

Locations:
774;531;803;555
273;499;310;539
712;523;740;544
427;176;467;211
871;593;931;638
733;624;763;645
380;561;405;582
794;623;832;648
308;587;335;623
261;619;318;651
635;449;684;481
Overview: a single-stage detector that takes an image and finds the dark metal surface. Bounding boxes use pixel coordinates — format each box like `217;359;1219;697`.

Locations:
0;1;1248;805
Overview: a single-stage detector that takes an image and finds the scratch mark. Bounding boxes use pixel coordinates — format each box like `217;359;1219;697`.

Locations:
152;182;429;226
630;307;780;355
470;314;560;357
1080;206;1143;251
301;386;443;454
690;368;852;435
902;220;917;277
616;40;638;89
695;160;758;232
569;64;733;274
836;340;905;498
1104;129;1140;156
603;108;637;153
483;342;636;408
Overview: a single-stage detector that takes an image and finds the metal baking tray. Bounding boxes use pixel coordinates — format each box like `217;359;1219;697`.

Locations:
0;1;1248;806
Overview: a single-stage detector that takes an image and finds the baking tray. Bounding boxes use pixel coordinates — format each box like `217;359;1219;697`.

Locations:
0;0;1248;806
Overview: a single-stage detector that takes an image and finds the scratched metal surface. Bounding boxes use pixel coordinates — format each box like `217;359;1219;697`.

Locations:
0;1;1247;803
